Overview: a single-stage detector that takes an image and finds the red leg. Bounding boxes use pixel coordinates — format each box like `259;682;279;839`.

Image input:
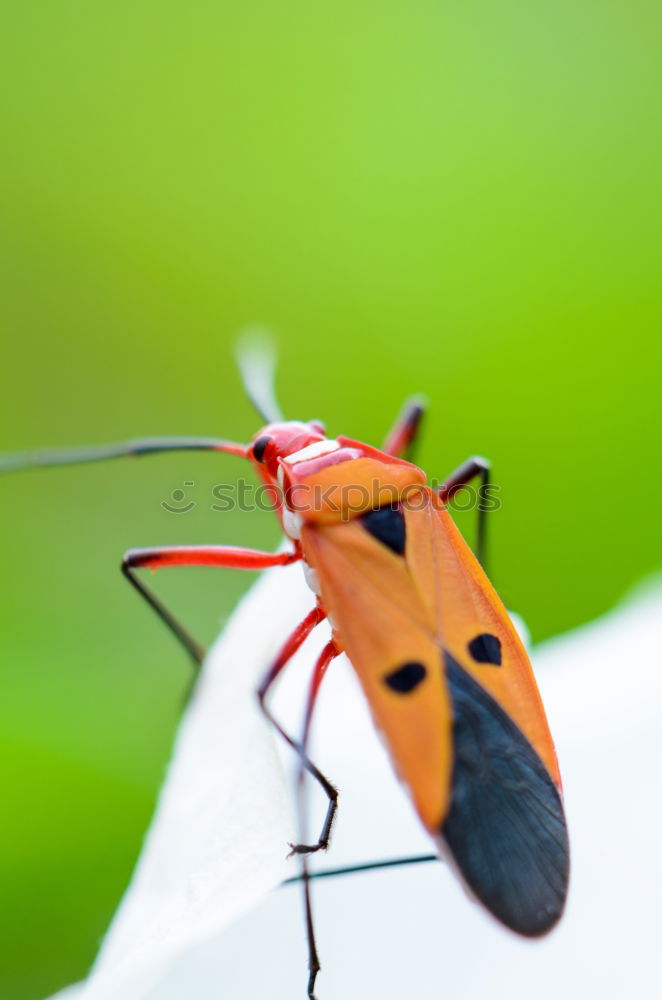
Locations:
256;604;326;695
0;436;248;474
122;545;300;665
256;608;339;852
382;396;426;459
293;640;341;999
293;639;341;854
257;616;338;1000
302;639;339;749
124;545;300;572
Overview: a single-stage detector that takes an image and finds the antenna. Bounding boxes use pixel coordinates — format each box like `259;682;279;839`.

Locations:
235;329;285;424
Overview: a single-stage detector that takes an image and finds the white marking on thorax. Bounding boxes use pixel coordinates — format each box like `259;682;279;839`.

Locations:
302;562;321;595
283;439;340;464
282;508;303;540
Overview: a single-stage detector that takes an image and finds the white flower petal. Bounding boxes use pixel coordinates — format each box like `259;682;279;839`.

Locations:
141;581;662;1000
74;560;316;1000
51;578;662;1000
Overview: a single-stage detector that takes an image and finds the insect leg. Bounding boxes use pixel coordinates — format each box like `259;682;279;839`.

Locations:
292;639;341;854
256;610;339;851
122;546;301;666
382;396;426;459
0;436;247;473
256;620;337;1000
301;862;319;1000
294;640;340;1000
438;456;492;567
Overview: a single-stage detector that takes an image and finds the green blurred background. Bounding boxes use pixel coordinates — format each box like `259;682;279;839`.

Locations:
0;2;659;997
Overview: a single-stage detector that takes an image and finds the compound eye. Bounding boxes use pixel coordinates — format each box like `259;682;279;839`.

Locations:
252;435;273;463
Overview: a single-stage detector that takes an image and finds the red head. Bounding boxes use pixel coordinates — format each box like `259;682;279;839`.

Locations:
247;421;425;531
248;421;327;478
237;340;425;532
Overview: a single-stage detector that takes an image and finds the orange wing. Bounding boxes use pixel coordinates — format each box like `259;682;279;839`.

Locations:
301;486;569;936
303;503;453;831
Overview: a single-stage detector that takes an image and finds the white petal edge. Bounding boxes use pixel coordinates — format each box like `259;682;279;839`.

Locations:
66;559;316;1000
49;576;662;1000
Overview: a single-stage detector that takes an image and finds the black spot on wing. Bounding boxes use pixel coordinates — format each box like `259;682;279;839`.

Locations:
441;652;569;936
468;633;502;665
384;661;427;694
361;505;406;555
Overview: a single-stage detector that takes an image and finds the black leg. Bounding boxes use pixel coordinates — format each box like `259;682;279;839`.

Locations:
257;629;339;856
292;639;340;1000
122;559;205;666
257;623;339;1000
121;546;300;667
290;639;341;856
302;860;321;1000
438;456;492;568
382;395;426;460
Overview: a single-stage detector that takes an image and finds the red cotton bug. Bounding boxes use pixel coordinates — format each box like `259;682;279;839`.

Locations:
1;345;569;998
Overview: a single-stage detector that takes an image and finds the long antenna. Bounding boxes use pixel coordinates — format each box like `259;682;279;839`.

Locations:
235;330;285;424
0;437;248;474
282;853;438;886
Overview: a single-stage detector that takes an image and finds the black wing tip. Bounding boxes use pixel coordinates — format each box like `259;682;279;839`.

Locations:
487;852;570;937
510;899;567;938
437;831;569;937
441;650;570;938
438;827;570;938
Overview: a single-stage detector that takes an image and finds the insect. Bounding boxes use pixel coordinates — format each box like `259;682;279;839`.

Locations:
1;346;569;998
